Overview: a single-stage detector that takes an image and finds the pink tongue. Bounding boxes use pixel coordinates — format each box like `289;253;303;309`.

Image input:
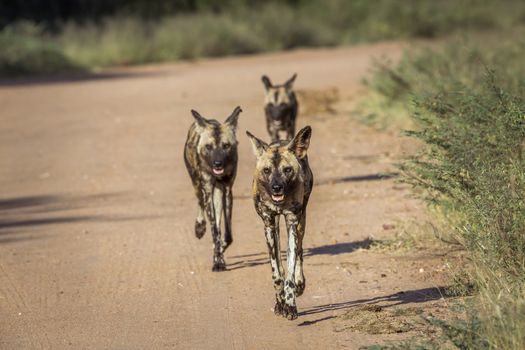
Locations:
213;168;224;175
272;194;284;201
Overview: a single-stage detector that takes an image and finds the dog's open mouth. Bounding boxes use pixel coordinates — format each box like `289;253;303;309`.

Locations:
271;194;285;202
212;167;224;175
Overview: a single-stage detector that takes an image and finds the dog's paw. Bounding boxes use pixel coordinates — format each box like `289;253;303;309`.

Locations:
281;304;298;320
211;257;226;272
273;300;285;316
295;279;305;297
195;220;206;239
211;262;226;272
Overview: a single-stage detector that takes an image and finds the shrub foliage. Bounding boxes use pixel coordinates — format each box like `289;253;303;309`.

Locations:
368;35;525;348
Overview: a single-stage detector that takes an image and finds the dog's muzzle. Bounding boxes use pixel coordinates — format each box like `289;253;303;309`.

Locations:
268;105;289;123
212;161;225;176
270;184;285;202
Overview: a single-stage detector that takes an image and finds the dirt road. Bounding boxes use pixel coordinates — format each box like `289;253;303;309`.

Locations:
0;43;448;349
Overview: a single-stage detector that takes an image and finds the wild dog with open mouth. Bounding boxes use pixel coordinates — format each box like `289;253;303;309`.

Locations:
246;126;313;320
261;73;298;142
184;106;242;271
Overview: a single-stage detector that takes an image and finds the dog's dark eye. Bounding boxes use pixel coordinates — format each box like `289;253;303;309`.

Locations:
284;167;293;174
222;143;231;149
205;144;213;151
263;167;271;175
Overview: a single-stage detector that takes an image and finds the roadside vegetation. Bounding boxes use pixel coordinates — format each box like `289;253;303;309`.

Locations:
361;28;525;349
2;0;525;76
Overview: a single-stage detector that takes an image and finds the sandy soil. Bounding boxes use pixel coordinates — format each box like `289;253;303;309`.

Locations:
0;43;452;349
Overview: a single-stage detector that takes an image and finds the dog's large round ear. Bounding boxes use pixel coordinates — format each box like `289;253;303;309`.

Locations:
261;75;272;90
284;73;297;89
246;131;268;157
224;106;242;129
288;125;311;159
191;109;208;128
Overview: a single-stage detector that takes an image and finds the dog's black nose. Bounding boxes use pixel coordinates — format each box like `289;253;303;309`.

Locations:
272;184;283;193
213;161;223;168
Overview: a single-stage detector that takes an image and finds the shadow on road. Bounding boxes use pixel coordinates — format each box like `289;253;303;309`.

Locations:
0;70;167;87
227;238;374;270
297;286;450;326
303;238;373;257
315;172;399;186
0;195;60;210
0;193;156;243
0;193;124;214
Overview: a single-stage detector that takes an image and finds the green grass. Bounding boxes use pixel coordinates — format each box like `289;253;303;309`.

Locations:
362;29;525;349
2;0;525;76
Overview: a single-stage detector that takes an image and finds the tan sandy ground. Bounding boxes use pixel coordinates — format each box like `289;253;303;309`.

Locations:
0;43;455;349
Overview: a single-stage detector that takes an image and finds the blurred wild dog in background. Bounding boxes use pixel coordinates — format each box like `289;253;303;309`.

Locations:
261;74;298;142
246;126;313;319
184;106;242;271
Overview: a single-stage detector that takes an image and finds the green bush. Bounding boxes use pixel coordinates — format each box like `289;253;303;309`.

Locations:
366;33;525;348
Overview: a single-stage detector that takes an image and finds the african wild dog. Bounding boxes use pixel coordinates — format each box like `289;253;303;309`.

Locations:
246;126;313;320
261;73;298;142
184;106;242;271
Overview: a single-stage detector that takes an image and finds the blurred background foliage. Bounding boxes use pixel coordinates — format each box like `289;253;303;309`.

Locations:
2;0;525;76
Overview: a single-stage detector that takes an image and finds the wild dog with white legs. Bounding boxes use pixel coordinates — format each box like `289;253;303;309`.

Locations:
184;106;242;271
246;126;313;320
261;74;298;142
